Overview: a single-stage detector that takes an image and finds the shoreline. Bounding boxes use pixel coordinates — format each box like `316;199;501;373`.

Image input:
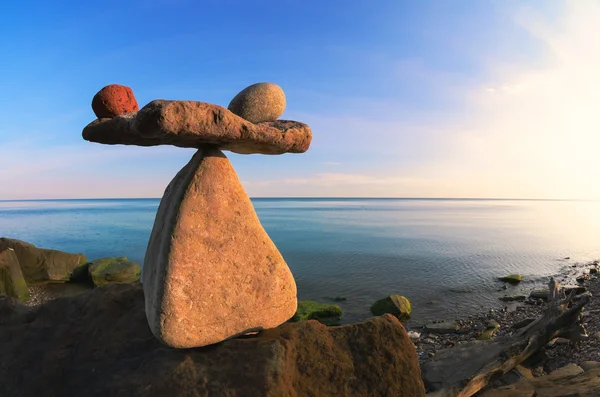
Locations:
410;260;600;376
21;256;599;374
16;257;600;393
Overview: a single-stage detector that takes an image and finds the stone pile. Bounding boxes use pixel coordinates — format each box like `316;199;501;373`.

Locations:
83;82;312;348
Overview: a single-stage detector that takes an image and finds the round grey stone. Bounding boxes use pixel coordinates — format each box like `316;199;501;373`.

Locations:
227;82;286;123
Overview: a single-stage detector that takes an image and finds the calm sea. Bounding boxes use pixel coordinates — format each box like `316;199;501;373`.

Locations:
1;198;599;325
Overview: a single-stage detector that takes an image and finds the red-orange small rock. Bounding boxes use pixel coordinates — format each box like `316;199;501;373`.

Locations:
91;84;139;119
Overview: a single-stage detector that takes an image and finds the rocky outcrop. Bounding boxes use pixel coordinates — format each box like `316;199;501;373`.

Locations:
370;294;412;322
0;248;29;301
0;238;87;283
91;84;139;118
88;257;140;287
83;100;311;154
143;146;297;348
0;284;426;397
228;82;286;123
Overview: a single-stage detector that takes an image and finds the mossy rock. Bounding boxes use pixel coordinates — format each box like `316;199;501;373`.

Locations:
291;301;343;326
88;257;140;287
370;295;412;322
0;249;30;302
477;320;500;340
499;274;523;284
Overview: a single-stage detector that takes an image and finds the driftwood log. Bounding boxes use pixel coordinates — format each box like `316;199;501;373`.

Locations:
422;278;591;397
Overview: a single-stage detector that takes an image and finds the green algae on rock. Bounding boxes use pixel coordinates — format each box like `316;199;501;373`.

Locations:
499;274;523;284
0;249;29;302
477;319;500;340
88;257;140;287
370;295;412;322
291;301;343;325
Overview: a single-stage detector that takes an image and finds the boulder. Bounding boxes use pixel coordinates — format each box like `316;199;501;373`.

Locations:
499;274;523;284
88;257;140;287
91;84;139;118
0;283;426;397
143;146;298;348
83;100;311;155
227;82;286;123
291;300;343;325
370;295;412;322
0;238;87;283
0;249;29;301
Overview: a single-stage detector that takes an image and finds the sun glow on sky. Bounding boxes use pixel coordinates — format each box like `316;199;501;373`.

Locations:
0;1;599;199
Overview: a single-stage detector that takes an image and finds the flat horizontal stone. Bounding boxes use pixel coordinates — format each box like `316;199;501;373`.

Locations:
82;100;312;155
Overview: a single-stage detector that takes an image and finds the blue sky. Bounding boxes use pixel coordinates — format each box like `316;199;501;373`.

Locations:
1;0;598;199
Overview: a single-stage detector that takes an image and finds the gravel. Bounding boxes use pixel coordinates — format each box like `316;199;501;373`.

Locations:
25;282;92;307
410;260;600;376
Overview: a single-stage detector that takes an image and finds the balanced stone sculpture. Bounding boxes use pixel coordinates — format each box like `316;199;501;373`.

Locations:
82;83;311;348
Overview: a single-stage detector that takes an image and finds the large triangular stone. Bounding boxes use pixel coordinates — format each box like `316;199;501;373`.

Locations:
142;146;297;348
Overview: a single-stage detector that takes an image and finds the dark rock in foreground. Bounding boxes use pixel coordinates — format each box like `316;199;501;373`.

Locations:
0;283;425;397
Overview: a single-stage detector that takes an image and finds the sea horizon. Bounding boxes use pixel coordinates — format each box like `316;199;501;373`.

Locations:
2;197;599;202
